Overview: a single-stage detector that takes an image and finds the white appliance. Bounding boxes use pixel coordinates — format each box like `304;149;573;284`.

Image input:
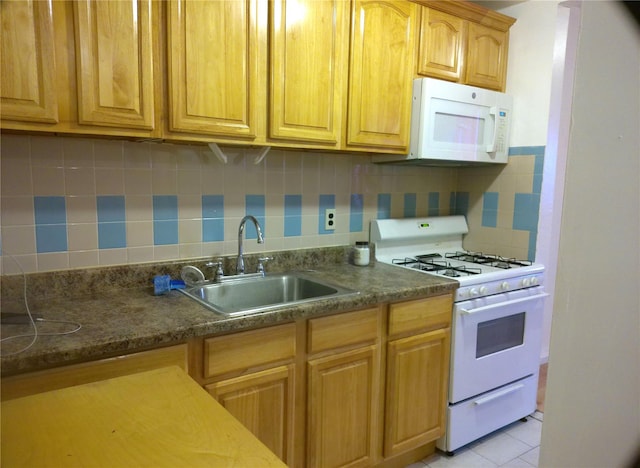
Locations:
371;216;545;454
374;78;513;166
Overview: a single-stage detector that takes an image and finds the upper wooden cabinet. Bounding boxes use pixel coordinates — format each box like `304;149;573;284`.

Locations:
166;0;264;139
465;21;509;91
0;0;58;124
1;0;511;151
417;9;466;83
1;0;157;137
416;2;515;91
73;0;155;129
269;0;348;146
346;0;417;151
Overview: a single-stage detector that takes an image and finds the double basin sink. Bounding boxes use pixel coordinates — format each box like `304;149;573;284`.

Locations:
179;272;359;317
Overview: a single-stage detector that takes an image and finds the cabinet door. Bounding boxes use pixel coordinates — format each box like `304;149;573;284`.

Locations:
167;0;261;138
384;328;450;457
346;0;417;152
205;365;295;465
269;0;348;145
307;346;379;468
72;0;154;130
417;8;466;82
465;22;509;91
0;0;58;124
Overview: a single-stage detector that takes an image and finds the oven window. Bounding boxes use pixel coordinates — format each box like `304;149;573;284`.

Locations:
476;312;525;358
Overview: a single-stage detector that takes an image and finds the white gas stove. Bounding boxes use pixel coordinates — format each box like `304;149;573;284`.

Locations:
371;216;546;454
371;216;544;302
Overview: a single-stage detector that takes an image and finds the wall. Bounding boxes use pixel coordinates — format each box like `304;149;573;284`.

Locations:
539;2;640;466
0;133;543;275
0;134;461;274
481;0;559;361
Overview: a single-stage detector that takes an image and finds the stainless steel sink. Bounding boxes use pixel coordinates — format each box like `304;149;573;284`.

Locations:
179;272;359;316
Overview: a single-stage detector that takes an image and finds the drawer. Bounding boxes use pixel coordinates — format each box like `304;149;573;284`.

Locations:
308;307;380;354
388;294;452;337
203;323;296;379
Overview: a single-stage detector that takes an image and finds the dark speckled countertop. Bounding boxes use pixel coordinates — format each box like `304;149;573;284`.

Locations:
0;247;457;376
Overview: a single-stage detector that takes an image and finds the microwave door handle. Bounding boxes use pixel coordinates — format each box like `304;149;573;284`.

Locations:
486;106;498;153
459;292;549;315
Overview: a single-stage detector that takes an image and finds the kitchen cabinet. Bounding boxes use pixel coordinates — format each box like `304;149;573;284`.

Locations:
346;0;417;152
166;0;265;140
269;0;348;146
0;343;188;401
0;0;158;137
306;307;383;467
73;0;155;130
384;295;452;457
0;0;58;124
416;3;515;91
416;9;466;83
196;323;297;465
464;22;509;91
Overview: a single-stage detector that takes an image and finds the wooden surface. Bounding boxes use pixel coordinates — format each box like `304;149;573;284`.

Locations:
203;322;296;378
417;8;466;81
1;344;189;402
0;0;58;123
73;0;155;129
1;366;286;467
384;328;450;457
346;0;417;151
167;0;262;138
206;364;296;464
269;0;348;145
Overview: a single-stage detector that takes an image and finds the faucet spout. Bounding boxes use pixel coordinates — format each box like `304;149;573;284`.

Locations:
237;215;264;274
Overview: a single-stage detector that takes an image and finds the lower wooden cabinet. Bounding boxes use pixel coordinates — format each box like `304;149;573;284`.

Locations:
196;323;297;465
205;364;295;463
384;328;450;457
193;296;452;467
306;306;382;468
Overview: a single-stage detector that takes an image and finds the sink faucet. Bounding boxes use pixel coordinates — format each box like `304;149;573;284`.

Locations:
237;215;264;274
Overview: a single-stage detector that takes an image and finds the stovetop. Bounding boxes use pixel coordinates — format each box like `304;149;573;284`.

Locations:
391;252;533;278
370;216;545;301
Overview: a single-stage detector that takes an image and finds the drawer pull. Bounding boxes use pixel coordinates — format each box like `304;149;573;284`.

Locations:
473;383;525;406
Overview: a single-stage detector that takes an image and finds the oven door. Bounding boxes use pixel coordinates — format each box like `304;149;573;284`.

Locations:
449;286;546;403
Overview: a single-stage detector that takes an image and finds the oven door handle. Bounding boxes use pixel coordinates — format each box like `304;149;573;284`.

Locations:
474;383;525;406
460;293;549;315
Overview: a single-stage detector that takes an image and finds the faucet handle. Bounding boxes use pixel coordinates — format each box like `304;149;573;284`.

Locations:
257;256;273;275
206;258;224;281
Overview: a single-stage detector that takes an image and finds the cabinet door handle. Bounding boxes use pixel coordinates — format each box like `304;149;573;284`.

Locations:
473;383;525;406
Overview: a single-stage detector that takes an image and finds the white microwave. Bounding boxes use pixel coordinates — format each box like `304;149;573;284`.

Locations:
374;78;513;166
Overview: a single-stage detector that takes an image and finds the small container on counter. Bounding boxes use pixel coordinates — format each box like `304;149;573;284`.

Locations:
352;241;370;266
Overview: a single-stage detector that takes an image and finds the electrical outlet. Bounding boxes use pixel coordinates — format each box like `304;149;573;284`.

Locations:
324;208;336;231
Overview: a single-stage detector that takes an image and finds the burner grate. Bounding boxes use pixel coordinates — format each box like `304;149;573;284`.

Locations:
445;251;532;269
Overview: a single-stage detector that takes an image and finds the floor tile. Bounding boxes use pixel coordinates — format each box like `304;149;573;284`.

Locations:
406;462;428;468
470;433;533;466
499;457;535;467
505;418;542;447
531;411;544;422
519;447;540;466
424;449;498;467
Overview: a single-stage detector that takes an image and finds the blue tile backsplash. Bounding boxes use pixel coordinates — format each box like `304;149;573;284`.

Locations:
0;135;543;273
34;196;68;253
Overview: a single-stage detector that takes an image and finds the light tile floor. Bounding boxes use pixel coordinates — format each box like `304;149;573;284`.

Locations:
408;411;544;468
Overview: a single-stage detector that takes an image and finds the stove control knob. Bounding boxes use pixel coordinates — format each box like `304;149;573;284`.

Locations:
530;276;539;286
470;288;479;296
501;281;510;291
522;278;532;287
479;286;488;295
